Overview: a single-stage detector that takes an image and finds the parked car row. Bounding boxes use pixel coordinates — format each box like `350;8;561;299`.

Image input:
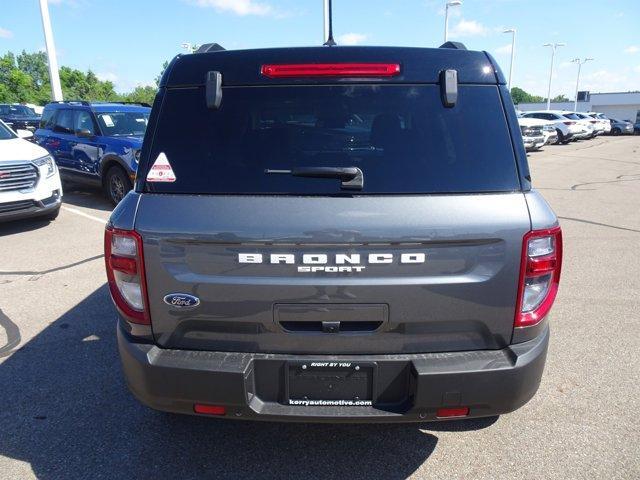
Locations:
0;100;150;223
515;109;637;152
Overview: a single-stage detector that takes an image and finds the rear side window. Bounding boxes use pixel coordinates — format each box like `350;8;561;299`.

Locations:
40;108;55;129
53;109;74;134
145;85;520;195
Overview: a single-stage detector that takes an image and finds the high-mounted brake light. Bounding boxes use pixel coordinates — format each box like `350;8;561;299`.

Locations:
515;226;563;328
104;227;150;325
260;63;401;78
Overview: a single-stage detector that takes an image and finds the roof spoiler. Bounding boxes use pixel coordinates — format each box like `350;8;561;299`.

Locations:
439;41;467;50
195;43;226;54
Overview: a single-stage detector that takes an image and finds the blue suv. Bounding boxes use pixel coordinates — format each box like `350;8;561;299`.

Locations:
35;101;151;205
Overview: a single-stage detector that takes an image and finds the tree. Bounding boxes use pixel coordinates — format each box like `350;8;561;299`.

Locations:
16;51;49;89
155;60;169;87
0;49;165;105
119;85;157;105
58;66;118;101
510;87;544;105
551;94;569;103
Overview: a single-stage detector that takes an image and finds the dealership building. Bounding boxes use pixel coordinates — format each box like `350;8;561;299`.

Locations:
517;91;640;122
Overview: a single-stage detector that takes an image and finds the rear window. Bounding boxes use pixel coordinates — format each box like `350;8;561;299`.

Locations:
144;85;520;195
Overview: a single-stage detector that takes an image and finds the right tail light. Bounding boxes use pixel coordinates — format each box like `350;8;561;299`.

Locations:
515;226;563;328
104;227;150;325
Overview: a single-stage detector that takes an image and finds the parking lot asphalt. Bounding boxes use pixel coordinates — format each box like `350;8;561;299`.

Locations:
0;136;638;479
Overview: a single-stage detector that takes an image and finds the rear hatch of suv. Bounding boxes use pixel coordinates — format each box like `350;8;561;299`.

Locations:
134;47;531;355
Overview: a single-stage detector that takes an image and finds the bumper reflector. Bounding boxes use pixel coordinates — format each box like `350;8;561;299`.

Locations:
194;404;227;416
436;407;470;418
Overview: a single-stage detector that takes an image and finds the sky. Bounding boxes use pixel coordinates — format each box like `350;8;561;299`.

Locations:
0;0;639;97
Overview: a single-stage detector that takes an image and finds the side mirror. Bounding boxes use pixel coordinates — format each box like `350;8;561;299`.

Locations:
75;128;93;138
16;129;34;139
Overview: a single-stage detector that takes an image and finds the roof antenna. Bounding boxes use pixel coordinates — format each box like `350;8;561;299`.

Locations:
323;0;336;46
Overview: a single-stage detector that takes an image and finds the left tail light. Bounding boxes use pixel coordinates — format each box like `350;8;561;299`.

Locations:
104;227;150;324
515;226;563;328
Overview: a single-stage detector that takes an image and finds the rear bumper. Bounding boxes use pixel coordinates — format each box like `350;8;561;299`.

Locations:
118;323;550;423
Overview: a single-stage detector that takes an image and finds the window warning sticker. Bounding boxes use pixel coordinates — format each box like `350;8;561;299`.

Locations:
146;152;176;182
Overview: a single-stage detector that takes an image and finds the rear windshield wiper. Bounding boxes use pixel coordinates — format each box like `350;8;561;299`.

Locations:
265;166;363;190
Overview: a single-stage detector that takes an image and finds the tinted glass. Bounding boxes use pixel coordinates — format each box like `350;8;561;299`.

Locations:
74;111;96;134
0;105;34;116
96;111;149;136
145;85;520;195
0;121;16;139
562;113;580;120
40;108;55;129
53;109;74;134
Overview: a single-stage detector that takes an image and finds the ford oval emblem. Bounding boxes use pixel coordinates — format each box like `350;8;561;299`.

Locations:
163;293;200;308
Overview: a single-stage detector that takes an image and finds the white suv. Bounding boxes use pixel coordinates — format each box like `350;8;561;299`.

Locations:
521;111;576;144
587;112;612;134
0;120;62;222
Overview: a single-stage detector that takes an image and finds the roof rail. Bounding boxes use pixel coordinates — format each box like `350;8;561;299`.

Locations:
195;43;226;54
103;101;152;107
47;100;151;108
439;41;467;50
48;100;91;106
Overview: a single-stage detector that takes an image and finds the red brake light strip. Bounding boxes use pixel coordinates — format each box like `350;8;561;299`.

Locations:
260;63;401;78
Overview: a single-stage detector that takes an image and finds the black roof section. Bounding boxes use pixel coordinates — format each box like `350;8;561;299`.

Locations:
160;46;505;88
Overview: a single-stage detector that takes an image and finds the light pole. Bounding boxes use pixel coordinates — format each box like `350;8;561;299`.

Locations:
38;0;63;101
503;28;516;91
571;57;593;111
181;43;199;53
444;1;462;43
543;42;565;110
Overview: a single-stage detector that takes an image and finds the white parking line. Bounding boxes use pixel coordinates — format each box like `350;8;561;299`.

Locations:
61;206;107;225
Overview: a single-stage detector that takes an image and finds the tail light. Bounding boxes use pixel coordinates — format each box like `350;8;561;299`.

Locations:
515;226;562;328
260;63;401;78
563;121;575;125
104;227;150;324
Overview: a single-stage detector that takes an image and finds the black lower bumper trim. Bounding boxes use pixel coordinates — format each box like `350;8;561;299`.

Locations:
118;324;549;423
0;192;61;222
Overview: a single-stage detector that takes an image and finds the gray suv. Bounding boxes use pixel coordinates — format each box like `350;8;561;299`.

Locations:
105;44;562;422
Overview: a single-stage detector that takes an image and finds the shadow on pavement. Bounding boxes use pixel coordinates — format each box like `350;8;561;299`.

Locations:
61;183;113;212
0;217;53;236
0;285;496;479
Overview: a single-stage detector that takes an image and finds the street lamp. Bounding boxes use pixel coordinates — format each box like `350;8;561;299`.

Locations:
181;43;199;53
38;0;63;101
543;42;565;110
503;28;516;91
444;1;462;43
571;57;594;111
